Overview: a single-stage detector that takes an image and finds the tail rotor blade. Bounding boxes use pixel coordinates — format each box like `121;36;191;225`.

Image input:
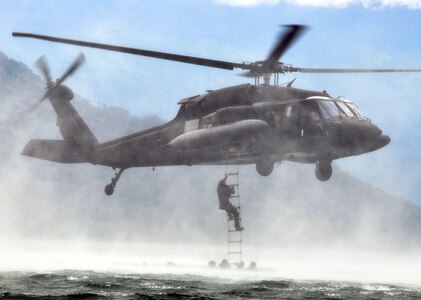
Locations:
20;92;48;118
35;56;52;83
56;52;85;85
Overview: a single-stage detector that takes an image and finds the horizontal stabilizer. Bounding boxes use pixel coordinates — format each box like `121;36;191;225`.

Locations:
22;139;92;163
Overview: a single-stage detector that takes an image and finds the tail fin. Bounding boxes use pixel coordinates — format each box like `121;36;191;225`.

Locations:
48;85;98;146
22;85;98;164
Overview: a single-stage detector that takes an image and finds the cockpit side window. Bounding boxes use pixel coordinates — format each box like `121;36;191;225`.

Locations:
318;100;340;119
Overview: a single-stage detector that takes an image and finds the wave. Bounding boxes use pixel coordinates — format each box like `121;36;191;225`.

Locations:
1;271;420;299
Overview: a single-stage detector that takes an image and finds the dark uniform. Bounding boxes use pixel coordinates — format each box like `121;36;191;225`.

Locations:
217;175;243;231
308;111;323;134
301;102;323;135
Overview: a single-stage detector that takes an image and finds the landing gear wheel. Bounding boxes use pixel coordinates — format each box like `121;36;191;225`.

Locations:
104;168;125;196
104;184;114;196
256;159;274;176
315;161;332;181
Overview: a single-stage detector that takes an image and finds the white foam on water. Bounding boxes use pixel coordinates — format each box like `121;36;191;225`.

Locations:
1;239;421;288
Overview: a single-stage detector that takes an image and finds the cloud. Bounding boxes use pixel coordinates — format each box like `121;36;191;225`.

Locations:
214;0;421;9
214;0;281;6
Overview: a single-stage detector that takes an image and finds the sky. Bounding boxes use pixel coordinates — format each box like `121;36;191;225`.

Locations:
0;0;421;201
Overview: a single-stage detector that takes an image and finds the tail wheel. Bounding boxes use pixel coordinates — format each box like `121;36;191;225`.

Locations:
315;161;332;181
104;184;114;196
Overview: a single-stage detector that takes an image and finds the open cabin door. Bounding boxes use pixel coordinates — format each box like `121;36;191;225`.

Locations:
290;100;325;150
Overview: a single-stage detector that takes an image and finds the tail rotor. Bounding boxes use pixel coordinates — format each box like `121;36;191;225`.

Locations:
23;53;85;116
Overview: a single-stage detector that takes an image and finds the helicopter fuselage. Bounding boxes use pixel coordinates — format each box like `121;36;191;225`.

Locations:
21;82;390;196
89;83;390;173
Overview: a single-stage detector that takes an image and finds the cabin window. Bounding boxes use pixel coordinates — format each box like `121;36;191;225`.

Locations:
184;119;199;132
285;105;292;117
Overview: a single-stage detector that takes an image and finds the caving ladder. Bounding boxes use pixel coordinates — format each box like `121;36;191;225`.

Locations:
224;153;243;267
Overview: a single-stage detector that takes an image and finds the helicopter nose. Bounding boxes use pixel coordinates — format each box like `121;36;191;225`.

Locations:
360;123;382;143
326;119;384;151
360;123;391;153
349;122;383;150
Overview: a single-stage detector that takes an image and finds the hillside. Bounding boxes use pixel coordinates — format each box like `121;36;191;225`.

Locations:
1;51;421;250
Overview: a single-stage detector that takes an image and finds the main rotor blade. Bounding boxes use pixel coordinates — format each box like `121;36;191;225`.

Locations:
56;53;85;85
239;70;258;78
266;25;308;66
35;56;51;83
13;32;244;71
295;67;421;73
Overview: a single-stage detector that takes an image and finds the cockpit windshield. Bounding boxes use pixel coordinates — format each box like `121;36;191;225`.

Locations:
344;102;368;120
336;102;355;118
318;98;369;121
307;97;369;121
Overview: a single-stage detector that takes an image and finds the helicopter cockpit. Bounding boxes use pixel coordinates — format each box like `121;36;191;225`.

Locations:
304;96;369;121
285;96;374;148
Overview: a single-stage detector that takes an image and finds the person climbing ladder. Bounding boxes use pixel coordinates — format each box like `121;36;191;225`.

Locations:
217;173;244;231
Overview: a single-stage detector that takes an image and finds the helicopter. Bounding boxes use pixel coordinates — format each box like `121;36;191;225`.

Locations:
12;25;421;195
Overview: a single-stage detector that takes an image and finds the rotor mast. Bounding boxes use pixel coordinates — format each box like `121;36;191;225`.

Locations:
263;73;271;85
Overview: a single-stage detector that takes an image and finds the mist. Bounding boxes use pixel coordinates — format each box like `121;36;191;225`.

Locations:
1;51;421;287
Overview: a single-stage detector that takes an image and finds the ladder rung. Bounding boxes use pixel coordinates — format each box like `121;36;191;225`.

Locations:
228;229;243;232
228;240;242;243
227;218;241;221
228;251;242;254
230;184;239;187
230;195;239;198
227;172;239;176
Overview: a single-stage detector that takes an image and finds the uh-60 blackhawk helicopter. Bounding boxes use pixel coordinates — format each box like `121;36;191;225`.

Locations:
12;25;421;195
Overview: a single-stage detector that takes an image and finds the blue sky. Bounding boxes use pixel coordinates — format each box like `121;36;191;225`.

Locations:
1;0;421;201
